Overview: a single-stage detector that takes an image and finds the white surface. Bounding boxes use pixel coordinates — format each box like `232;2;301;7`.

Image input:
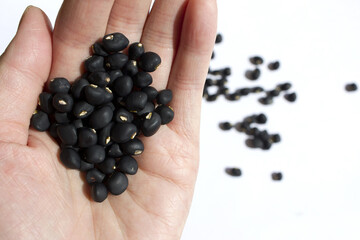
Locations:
1;1;360;240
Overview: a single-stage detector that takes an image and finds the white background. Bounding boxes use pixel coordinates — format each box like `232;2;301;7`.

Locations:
1;1;360;240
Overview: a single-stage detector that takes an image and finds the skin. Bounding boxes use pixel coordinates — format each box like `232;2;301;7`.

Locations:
0;1;217;240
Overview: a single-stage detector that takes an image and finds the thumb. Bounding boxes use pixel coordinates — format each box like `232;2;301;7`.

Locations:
0;6;52;145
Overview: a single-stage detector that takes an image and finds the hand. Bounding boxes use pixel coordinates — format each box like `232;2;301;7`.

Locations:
0;0;217;239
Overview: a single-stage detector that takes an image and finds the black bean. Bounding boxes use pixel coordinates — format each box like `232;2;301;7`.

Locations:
107;143;123;158
97;157;116;174
261;139;272;150
219;122;232;130
284;92;297;102
114;107;134;123
125;91;148;112
60;148;81;169
85;55;105;72
102;32;129;52
121;138;144;156
155;105;174;125
257;130;270;141
224;92;241;101
84;145;106;164
111;122;138;143
105;53;128;70
52;93;74;112
73;101;94;119
271;172;283;181
86;168;106;184
91;42;108;57
251;86;264;93
39;92;54;114
277;82;292;91
142;86;158;101
88;105;113;129
141;112;161;137
78;127;98;148
211;51;215;59
30;110;50;132
73;119;83;129
234;122;250;133
156;89;173;105
116;156;138;175
54;112;71;124
245;137;264;149
57;124;77;146
122;60;138;76
345;83;357;92
236;88;251;96
97;122;114;146
106;172;128;195
246;127;260;136
128;42;145;60
255;113;267;124
103;102;116;112
91;182;108;202
138;52;161;72
49;123;59;138
71;78;89;99
245;68;261;81
268;61;280;70
48;77;71;94
258;96;273;105
136;101;155;116
215;33;223;44
79;160;94;172
88;71;111;87
113;75;133;97
108;70;123;87
249;56;264;65
225;167;241;177
270;133;281;143
205;94;218;102
84;84;106;106
103;87;114;104
267;89;280;97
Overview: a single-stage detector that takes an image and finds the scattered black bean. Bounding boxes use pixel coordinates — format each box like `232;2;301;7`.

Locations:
284;92;297;102
219;122;232;130
255;113;267;124
271;172;283;181
345;83;357;92
258;96;273;105
268;61;280;70
225;167;241;177
270;133;281;143
245;68;261;81
249;56;264;65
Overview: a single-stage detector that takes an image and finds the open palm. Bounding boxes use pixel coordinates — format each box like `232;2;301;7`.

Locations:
0;1;217;240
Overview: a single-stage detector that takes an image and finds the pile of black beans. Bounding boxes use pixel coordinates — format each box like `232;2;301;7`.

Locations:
30;32;174;202
219;113;281;150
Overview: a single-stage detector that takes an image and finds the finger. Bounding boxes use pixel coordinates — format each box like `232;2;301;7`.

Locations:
140;0;188;90
106;0;153;43
167;0;217;137
50;0;114;81
0;6;52;145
